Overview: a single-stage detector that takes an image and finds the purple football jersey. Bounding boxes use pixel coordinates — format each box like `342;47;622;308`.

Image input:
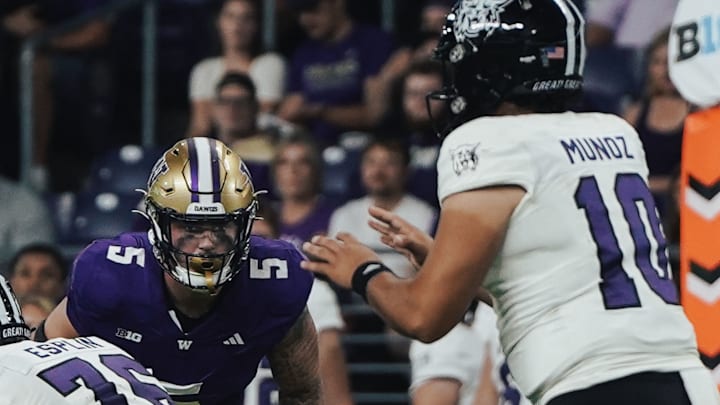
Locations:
66;232;313;404
278;198;338;251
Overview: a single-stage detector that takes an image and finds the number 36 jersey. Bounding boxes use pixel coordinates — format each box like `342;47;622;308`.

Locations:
437;112;701;404
0;336;171;404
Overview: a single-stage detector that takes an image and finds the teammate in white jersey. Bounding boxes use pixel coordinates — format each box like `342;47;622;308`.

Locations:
410;300;497;405
242;278;349;405
0;275;172;405
301;1;720;404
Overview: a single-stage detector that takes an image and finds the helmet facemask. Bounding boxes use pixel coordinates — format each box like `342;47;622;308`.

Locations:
147;198;257;294
426;47;506;138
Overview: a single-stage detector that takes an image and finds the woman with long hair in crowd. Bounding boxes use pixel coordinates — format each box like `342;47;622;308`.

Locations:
187;0;286;137
623;27;691;199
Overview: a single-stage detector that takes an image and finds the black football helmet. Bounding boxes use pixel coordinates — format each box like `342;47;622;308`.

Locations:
0;275;30;345
428;0;586;136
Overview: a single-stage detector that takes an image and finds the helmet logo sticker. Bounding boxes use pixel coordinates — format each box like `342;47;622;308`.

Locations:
239;161;253;185
453;0;516;42
450;143;481;175
148;157;169;188
450;96;468;114
449;44;466;63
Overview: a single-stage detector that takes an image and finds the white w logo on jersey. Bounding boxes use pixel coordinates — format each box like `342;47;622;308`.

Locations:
177;340;193;351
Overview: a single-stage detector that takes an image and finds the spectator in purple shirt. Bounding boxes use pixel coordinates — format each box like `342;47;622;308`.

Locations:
278;0;396;147
271;134;338;249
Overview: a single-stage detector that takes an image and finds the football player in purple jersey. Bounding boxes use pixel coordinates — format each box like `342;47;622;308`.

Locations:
37;138;320;404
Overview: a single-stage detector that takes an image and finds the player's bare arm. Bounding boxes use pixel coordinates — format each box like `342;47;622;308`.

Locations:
412;378;462;405
33;297;79;341
317;330;353;405
268;309;322;405
303;186;525;342
369;205;495;307
471;352;500;405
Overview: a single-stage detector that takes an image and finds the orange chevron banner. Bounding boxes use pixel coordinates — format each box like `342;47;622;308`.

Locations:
680;106;720;387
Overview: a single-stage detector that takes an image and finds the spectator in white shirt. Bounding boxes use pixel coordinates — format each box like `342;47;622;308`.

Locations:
187;0;286;137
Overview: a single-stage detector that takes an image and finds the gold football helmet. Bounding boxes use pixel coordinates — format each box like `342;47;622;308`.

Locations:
145;137;257;292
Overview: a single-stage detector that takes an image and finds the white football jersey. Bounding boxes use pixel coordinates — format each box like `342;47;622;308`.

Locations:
307;279;345;333
0;336;171;405
410;302;498;405
489;337;533;405
437;112;701;404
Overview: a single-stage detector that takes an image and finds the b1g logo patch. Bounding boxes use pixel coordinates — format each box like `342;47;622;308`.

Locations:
450;143;481;175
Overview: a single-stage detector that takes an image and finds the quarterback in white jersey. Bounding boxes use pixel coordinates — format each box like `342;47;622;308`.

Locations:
0;275;171;405
301;1;720;405
438;111;704;402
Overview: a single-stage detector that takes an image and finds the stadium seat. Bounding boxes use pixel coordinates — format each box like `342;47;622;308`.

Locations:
66;191;142;245
43;191;77;244
407;145;440;208
86;145;164;193
338;131;371;152
320;132;371;202
582;46;637;114
322;146;363;204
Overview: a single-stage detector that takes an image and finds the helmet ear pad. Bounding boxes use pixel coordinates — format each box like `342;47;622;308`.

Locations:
426;47;516;134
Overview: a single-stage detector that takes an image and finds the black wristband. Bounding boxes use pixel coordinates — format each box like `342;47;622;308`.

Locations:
33;319;48;342
352;261;391;302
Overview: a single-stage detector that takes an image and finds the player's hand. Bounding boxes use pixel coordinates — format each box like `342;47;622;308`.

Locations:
301;233;381;289
367;205;434;271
